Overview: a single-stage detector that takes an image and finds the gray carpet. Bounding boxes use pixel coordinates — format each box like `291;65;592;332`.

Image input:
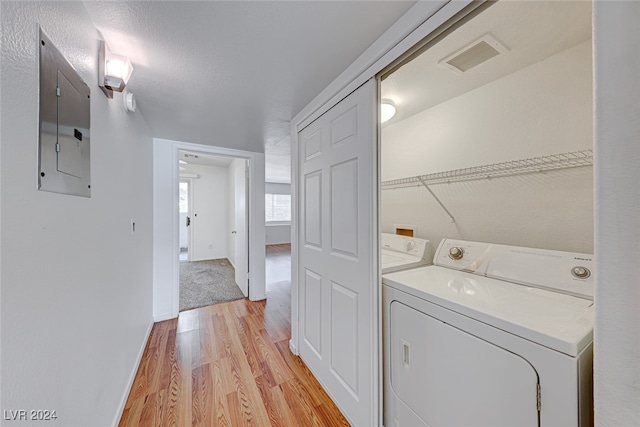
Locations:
179;258;245;312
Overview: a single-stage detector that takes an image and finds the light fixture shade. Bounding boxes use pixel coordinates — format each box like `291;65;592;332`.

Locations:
381;100;397;123
99;40;134;98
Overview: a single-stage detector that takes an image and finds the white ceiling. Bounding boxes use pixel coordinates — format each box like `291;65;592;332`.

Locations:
83;1;417;183
382;1;592;125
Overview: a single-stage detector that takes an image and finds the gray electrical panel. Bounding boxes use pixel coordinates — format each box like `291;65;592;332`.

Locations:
39;27;91;197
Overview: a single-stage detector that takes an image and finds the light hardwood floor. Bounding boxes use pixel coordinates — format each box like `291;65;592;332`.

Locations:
119;245;349;426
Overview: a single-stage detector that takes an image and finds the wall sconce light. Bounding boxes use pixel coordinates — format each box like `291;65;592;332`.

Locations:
99;40;133;98
381;99;397;123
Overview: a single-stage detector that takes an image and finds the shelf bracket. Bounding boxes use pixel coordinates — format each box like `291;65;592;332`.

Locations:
418;177;456;223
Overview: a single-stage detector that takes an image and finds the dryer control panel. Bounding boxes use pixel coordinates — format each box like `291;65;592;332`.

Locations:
382;233;430;260
434;239;594;300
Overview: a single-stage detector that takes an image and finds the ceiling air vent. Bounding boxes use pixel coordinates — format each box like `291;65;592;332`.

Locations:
439;34;508;74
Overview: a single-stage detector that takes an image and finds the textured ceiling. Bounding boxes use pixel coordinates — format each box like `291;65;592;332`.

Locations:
83;1;416;172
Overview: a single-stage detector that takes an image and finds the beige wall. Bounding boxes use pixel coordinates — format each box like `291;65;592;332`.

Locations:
381;40;593;254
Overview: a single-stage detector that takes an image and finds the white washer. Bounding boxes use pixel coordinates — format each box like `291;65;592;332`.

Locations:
382;239;594;427
381;233;430;274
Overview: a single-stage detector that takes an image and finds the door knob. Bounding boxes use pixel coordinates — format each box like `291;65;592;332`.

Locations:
231;230;236;234
186;216;191;227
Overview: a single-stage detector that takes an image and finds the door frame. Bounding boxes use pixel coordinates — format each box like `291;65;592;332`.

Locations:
289;0;480;423
152;138;265;322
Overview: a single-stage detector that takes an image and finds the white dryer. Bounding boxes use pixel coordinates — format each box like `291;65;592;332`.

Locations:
381;233;430;274
382;239;594;427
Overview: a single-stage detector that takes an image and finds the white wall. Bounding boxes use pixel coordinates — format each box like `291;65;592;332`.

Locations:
152;140;176;321
0;2;154;426
266;182;291;195
265;182;291;245
266;225;291;245
189;164;228;261
594;2;640;425
381;40;593;254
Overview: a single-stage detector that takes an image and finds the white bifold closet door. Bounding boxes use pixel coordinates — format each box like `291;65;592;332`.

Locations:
298;79;377;426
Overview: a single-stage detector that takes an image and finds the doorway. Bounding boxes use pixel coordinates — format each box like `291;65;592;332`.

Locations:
177;150;249;312
152;138;265;322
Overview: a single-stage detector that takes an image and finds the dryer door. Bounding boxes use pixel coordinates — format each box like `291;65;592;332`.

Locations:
389;301;539;427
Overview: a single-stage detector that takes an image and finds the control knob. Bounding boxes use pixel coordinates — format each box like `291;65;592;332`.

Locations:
571;266;591;279
449;247;464;260
403;241;415;252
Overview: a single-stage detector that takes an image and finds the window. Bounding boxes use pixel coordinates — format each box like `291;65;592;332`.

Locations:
265;193;291;223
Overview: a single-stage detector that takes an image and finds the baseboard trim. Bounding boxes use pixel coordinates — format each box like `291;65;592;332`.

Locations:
154;312;176;322
112;319;154;427
289;339;298;356
249;293;267;302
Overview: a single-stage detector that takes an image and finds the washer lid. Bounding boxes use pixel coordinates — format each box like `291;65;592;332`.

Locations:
382;266;594;357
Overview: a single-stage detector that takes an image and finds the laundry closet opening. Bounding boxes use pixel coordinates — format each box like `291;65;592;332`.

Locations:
380;0;593;255
378;1;594;426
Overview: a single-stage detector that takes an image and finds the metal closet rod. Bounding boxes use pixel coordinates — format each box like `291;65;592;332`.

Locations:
381;149;594;190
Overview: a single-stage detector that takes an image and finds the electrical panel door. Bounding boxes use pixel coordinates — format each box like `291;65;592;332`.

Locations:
39;27;91;197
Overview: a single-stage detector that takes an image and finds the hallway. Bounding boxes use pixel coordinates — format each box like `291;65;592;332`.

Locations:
119;245;348;426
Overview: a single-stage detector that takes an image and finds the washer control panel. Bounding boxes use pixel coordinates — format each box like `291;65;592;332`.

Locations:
434;238;594;300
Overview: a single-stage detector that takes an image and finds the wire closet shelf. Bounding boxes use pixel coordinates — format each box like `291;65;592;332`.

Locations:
381;149;593;190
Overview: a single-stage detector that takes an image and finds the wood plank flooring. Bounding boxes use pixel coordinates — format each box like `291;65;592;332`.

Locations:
119;245;348;426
